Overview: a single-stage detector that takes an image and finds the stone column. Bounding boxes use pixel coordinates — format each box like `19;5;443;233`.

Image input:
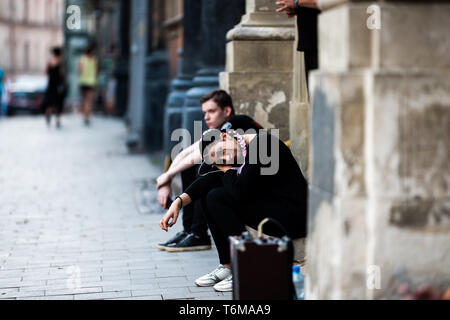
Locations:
144;50;169;153
182;0;245;138
307;0;450;299
126;0;148;152
289;24;310;177
163;0;202;154
220;0;296;141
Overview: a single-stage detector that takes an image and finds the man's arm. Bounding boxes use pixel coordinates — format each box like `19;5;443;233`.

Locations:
298;0;318;9
170;140;198;169
276;0;318;17
156;141;202;188
276;0;318;12
166;147;202;178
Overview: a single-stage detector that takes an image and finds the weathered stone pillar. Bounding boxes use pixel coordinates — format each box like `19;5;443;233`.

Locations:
307;0;450;299
144;50;169;153
182;0;245;138
290;24;310;177
163;0;202;154
220;0;296;141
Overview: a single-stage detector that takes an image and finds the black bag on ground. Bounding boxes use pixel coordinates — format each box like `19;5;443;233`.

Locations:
229;218;295;300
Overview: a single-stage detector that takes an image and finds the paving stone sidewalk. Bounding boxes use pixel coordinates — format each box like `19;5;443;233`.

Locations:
0;115;231;300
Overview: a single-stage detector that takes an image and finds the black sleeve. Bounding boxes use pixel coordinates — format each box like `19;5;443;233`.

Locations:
221;164;261;202
184;172;224;202
221;132;281;201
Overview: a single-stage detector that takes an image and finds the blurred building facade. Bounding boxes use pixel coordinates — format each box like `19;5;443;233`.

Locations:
0;0;64;77
63;0;121;108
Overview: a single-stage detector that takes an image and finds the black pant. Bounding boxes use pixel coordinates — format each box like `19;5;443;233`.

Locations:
303;49;318;90
200;187;294;265
181;165;209;238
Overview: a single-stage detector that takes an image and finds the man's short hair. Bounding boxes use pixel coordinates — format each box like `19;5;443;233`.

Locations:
200;90;235;116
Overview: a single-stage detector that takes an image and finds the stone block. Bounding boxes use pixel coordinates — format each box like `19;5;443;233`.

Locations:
333;197;368;299
319;2;450;71
308;182;368;299
366;197;450;298
365;71;450;199
306;187;341;299
220;72;293;141
373;3;450;70
290;49;311;178
309;70;366;197
289;100;310;178
318;2;372;72
226;40;294;73
247;0;285;13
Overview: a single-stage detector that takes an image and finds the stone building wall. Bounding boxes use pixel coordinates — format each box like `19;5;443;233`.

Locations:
162;0;183;79
307;0;450;299
220;0;296;142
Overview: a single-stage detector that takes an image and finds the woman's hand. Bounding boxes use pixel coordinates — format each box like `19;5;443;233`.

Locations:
156;172;172;189
276;0;295;12
159;198;181;232
157;185;172;209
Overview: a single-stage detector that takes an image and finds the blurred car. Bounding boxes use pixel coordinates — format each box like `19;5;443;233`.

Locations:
8;75;48;115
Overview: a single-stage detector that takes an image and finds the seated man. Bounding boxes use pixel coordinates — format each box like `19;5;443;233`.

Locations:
156;90;263;252
159;129;308;292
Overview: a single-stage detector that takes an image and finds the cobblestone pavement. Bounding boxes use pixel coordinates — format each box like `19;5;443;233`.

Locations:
0;115;231;300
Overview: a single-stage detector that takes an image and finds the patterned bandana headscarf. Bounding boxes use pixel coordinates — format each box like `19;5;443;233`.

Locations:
198;129;247;176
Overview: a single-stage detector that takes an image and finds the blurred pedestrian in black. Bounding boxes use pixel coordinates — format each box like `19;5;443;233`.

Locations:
43;47;66;128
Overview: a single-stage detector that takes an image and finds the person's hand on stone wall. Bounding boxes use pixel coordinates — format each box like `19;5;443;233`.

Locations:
276;0;296;15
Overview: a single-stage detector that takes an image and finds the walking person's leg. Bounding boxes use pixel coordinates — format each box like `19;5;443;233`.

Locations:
80;86;87;122
84;89;94;125
45;105;53;126
1;102;6;117
55;100;63;128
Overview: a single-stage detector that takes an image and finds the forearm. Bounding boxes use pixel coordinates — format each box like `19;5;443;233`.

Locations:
298;0;318;9
178;193;192;208
166;146;202;178
170;140;199;169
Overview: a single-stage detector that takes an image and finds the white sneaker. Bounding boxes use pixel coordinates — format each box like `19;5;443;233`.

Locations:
195;265;232;287
213;275;233;292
